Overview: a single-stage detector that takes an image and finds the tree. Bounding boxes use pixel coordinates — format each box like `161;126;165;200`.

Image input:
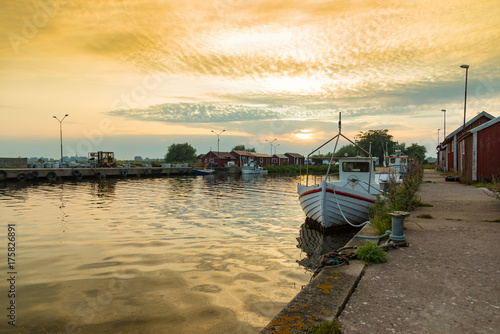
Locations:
232;145;256;152
357;130;395;163
165;143;197;163
334;144;357;157
405;143;427;163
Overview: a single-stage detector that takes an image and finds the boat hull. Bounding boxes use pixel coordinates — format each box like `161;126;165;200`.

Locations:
298;181;376;228
192;169;215;176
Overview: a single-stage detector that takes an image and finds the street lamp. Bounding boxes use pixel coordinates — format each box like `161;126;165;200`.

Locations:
53;114;68;165
460;64;469;129
211;130;225;155
274;144;280;155
441;109;446;139
265;138;277;156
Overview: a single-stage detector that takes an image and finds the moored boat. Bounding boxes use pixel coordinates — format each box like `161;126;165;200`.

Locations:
298;156;381;227
192;168;215;176
297;113;382;228
241;164;268;175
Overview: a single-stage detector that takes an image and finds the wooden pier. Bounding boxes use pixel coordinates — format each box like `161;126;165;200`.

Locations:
0;167;192;182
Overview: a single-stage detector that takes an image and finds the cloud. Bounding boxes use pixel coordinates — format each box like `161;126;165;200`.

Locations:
110;102;284;123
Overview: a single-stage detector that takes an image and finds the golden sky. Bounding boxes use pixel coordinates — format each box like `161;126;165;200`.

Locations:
1;0;499;159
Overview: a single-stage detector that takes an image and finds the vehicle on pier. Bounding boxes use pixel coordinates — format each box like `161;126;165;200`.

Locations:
88;152;117;167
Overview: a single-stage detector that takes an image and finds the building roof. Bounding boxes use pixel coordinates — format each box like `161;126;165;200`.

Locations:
470;116;500;133
209;151;237;160
231;150;256;156
285;152;304;158
252;152;272;158
274;154;288;159
444;111;495;142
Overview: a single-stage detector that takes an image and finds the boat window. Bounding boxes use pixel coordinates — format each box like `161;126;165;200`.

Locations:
342;162;370;172
390;158;396;163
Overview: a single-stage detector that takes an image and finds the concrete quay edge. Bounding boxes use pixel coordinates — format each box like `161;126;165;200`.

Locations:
260;224;380;334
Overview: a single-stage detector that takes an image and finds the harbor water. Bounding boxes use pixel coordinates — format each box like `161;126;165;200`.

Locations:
1;174;354;333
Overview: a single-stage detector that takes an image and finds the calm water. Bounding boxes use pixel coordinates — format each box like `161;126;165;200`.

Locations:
1;174;353;334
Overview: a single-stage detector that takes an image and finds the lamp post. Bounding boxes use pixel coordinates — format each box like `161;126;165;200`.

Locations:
265;138;277;156
441;109;446;139
274;144;280;155
211;130;225;155
53;114;69;165
460;64;469;129
437;129;441;144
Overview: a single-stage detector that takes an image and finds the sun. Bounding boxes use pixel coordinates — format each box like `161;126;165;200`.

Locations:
294;129;313;140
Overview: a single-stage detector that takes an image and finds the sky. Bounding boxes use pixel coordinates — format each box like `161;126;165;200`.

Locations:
1;0;499;160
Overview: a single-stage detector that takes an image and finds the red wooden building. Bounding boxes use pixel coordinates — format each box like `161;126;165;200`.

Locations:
456;116;500;181
272;154;289;166
200;151;237;167
285;152;305;166
438;111;495;174
230;150;272;166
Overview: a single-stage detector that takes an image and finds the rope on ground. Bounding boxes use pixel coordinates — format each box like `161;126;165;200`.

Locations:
354;230;392;239
311;250;357;280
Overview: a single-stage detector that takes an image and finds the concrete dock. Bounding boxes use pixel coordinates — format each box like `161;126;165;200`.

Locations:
0;167;192;182
262;169;500;333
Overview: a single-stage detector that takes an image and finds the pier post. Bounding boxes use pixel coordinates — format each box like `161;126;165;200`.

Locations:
388;211;410;246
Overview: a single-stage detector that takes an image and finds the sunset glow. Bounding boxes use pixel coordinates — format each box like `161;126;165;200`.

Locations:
0;0;499;159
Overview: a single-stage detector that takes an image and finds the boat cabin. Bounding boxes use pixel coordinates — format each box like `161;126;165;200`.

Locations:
338;156;377;184
387;150;408;174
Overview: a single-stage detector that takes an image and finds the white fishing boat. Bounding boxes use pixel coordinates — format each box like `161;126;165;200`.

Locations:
297;113;382;228
241;164;268;175
376;150;409;183
298;156;381;227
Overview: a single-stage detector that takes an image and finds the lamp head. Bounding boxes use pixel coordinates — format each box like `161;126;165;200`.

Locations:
53;116;56;118
441;109;446;112
65;114;69;117
460;64;469;69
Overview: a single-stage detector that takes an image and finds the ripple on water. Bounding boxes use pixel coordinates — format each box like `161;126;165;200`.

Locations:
3;176;344;333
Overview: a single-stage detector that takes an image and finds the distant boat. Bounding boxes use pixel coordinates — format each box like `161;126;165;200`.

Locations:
297;113;382;228
376;150;408;183
192;168;215;176
241;164;268;175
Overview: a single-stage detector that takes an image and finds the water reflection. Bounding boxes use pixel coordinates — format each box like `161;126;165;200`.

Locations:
296;219;358;271
2;175;314;333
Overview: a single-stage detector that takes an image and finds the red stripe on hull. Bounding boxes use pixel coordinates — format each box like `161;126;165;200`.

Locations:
299;187;375;204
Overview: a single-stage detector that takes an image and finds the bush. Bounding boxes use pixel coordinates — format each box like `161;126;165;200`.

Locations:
356;240;387;264
369;160;423;235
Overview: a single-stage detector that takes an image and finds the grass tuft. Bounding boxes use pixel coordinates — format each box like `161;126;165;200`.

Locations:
307;319;343;334
416;213;434;219
356;240;387;264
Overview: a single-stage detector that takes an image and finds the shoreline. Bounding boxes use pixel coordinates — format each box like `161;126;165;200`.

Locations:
261;169;500;333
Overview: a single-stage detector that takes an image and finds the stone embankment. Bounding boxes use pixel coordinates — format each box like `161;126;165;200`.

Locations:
262;169;500;333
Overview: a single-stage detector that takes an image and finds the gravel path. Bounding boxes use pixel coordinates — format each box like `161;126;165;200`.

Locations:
339;169;500;334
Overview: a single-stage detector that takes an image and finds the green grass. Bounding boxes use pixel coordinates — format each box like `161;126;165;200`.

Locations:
356;240;387;264
482;218;500;222
417;202;434;207
445;218;462;221
308;319;343;334
416;213;434;219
